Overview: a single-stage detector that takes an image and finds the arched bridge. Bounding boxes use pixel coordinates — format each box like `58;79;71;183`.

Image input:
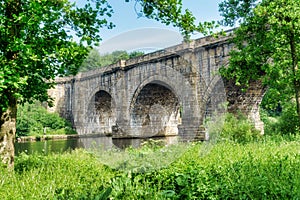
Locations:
49;31;265;140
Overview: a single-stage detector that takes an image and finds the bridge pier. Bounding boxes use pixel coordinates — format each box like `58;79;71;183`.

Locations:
178;125;206;141
225;79;266;134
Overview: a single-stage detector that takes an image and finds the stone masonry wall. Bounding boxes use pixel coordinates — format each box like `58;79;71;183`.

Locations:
49;30;266;139
225;79;266;134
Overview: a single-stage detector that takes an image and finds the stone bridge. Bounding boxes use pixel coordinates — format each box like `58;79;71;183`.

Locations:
48;31;265;140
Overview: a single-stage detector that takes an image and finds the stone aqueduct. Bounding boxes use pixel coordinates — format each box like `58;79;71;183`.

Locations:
48;32;265;140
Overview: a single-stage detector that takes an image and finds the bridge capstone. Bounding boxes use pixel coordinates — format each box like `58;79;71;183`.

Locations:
48;31;265;140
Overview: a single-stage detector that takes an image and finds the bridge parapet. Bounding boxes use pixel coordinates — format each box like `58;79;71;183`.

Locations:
53;76;74;84
193;29;234;49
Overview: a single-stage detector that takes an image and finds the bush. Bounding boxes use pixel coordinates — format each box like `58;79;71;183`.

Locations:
16;102;76;137
206;113;261;143
110;140;300;199
277;103;300;134
261;102;300;135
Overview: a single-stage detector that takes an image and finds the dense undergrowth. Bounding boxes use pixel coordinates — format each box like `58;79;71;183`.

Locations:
1;135;299;199
16;102;76;137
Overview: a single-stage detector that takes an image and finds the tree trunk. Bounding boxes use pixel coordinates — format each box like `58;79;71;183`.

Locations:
295;85;300;124
289;24;300;125
0;102;17;168
0;0;21;168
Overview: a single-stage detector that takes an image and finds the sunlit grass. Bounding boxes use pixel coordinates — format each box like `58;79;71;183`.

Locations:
1;136;300;199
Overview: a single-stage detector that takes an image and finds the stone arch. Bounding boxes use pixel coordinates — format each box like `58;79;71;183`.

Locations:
129;81;180;137
85;89;116;135
127;74;198;138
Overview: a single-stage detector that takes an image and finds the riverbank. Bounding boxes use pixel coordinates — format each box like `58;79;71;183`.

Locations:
16;134;80;142
16;133;180;143
3;137;300;199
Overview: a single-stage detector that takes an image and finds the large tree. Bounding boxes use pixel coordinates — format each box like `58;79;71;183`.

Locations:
0;0;115;168
219;0;300;124
0;0;217;167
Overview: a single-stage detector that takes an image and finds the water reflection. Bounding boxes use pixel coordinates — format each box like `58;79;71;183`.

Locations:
15;139;79;156
14;136;178;156
78;136;114;151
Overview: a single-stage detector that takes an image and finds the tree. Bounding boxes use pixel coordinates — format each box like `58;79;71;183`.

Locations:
79;49;144;72
131;0;219;39
219;0;300;127
79;48;104;72
0;0;115;168
0;0;216;167
17;102;75;137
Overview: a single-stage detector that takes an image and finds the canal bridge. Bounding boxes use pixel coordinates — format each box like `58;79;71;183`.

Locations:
48;32;265;140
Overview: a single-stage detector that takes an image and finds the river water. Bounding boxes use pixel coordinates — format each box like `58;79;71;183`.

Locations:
14;136;179;156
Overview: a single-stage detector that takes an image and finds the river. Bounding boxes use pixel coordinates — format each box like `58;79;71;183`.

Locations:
14;136;179;156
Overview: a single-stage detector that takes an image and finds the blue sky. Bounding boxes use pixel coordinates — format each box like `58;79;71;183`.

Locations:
77;0;224;53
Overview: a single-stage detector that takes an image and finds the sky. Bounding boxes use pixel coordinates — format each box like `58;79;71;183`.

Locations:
77;0;225;54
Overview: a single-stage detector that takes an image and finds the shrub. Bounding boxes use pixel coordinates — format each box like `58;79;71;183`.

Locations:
108;140;300;199
16;102;76;137
260;108;280;135
277;103;300;134
261;102;300;135
206;113;261;143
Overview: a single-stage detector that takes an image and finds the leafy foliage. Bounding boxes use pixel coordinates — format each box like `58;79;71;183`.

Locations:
11;150;115;200
219;0;260;26
79;49;144;72
16;102;75;137
0;0;114;113
131;0;219;39
1;138;300;199
219;0;300;126
262;102;300;135
207;113;261;143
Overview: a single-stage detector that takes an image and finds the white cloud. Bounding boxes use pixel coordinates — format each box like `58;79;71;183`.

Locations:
97;28;183;54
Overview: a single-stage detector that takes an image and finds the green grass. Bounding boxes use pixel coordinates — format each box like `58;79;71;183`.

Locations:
1;137;300;199
1;150;115;200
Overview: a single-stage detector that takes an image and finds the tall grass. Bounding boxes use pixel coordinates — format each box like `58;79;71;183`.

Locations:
1;150;114;200
1;137;300;199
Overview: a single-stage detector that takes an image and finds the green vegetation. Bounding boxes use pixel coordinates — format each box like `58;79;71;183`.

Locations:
16;102;76;137
219;0;300;126
79;49;144;72
0;0;114;166
133;0;219;39
261;87;300;136
207;113;261;143
0;115;298;199
1;150;115;200
1;135;299;199
262;102;300;136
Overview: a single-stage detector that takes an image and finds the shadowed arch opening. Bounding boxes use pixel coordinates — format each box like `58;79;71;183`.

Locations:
130;82;181;137
86;90;116;135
